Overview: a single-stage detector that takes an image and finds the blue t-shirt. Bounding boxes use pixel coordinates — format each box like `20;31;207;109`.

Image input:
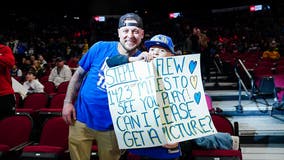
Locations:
75;41;141;131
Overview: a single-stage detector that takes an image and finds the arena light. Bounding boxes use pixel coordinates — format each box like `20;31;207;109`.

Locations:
169;12;181;19
250;5;263;12
93;16;106;22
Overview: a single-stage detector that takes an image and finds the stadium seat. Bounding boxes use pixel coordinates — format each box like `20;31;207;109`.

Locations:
39;93;66;116
0;115;33;159
43;81;56;95
90;141;99;160
191;114;242;160
56;81;69;94
39;75;49;84
21;117;69;160
15;93;49;116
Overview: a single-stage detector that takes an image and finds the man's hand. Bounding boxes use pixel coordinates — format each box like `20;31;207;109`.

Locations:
129;51;153;62
62;103;76;125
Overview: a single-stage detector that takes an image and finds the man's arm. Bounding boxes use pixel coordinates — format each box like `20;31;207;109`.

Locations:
106;52;149;67
62;66;86;125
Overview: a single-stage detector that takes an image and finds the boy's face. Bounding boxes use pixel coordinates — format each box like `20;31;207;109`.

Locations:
149;46;173;58
26;73;36;82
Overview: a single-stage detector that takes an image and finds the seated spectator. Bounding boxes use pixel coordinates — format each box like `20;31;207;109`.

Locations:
30;60;44;78
23;70;44;94
38;54;47;68
262;40;280;60
48;57;72;87
21;58;32;74
11;64;23;78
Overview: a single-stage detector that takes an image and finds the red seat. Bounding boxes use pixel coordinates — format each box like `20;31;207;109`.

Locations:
191;114;242;160
21;117;69;159
39;75;49;84
40;93;66;116
91;141;99;160
275;66;284;75
16;93;49;116
43;81;56;95
56;81;69;94
0;115;33;159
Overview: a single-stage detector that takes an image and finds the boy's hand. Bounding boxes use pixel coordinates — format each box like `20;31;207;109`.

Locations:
162;142;179;149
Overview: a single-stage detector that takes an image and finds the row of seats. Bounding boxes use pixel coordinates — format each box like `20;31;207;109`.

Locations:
6;93;242;160
43;81;69;95
0;114;242;159
219;52;284;103
0;115;69;160
15;93;65;117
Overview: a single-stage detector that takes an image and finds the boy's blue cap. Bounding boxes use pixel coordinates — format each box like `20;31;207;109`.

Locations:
144;34;175;54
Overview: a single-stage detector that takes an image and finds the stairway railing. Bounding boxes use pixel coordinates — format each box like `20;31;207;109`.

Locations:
233;59;254;112
237;59;254;98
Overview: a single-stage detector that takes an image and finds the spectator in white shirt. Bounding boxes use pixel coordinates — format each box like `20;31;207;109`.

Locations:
23;70;44;94
48;57;72;87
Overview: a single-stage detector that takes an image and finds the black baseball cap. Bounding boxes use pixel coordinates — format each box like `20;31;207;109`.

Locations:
118;13;143;29
56;57;64;62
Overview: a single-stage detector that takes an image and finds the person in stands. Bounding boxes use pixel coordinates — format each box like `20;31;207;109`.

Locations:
48;57;72;87
23;70;44;94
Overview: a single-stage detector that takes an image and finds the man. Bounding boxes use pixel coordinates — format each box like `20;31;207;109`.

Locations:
0;37;16;120
62;13;145;160
48;57;72;87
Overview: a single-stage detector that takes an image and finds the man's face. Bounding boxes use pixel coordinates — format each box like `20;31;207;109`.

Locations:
56;61;64;68
149;46;173;58
118;20;144;53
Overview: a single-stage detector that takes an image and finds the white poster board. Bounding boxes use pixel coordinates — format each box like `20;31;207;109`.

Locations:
12;77;27;99
105;54;217;149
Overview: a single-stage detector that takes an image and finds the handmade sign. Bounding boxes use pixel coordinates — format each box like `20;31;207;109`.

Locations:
105;54;217;149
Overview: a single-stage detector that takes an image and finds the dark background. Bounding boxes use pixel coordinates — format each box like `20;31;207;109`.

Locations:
1;0;276;16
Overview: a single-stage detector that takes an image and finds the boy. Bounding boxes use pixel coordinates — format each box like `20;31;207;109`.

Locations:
23;70;44;94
